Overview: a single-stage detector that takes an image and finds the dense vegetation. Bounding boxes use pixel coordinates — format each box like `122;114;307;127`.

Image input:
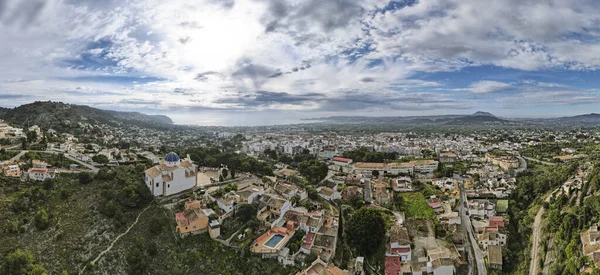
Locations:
342;147;398;162
185;146;274;176
504;161;578;274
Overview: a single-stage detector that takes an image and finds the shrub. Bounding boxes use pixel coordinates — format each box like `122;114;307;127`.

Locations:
34;208;49;230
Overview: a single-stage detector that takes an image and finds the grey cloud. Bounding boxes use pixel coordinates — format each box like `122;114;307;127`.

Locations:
194;71;218;82
215;91;324;107
360;77;376;83
1;0;46;28
261;0;363;33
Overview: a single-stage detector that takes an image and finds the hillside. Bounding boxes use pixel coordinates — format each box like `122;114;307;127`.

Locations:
0;101;173;131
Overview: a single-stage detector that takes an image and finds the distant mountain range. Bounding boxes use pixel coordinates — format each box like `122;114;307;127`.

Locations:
0;101;173;131
309;111;600;128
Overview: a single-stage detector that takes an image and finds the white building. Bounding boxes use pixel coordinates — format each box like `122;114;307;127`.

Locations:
144;152;197;197
28;168;56;181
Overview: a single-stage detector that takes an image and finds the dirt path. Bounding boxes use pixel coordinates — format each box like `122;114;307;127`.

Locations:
79;205;151;275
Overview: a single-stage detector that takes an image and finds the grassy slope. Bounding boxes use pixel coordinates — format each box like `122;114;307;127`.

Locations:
402;192;435;219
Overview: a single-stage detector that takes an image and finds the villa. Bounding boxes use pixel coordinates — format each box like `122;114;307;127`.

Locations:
175;200;209;236
250;226;295;258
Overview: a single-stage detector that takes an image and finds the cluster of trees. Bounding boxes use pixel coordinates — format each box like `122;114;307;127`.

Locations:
92;154;109;164
345;208;386;258
297;160;328;184
1;249;47;275
342;147;398;163
186;146;274;176
96;165;153;224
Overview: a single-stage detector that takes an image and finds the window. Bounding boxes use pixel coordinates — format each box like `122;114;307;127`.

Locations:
168;184;170;188
156;183;159;187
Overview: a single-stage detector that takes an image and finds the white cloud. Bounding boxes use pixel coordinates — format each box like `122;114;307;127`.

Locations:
1;0;600;120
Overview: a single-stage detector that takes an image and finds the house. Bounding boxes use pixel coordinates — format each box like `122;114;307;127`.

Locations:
439;153;457;163
392;176;413;192
581;224;600;268
431;258;455;275
297;258;349;275
373;183;393;205
28;167;56;181
144;152;197;197
387;226;412;262
317;187;340;201
217;192;240;213
488;216;505;228
2;164;21;177
32;160;49;168
487;245;503;270
341;185;361;200
478;231;507;250
433;178;455;191
250;227;295;257
332;157;353;167
236;185;265;204
208;220;220;239
274;168;299;178
467;199;496;218
274;181;307;200
175;200;209;236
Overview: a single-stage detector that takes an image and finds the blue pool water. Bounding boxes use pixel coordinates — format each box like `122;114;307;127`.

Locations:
264;234;285;248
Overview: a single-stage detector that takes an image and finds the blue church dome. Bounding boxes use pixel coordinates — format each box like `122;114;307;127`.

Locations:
165;152;180;162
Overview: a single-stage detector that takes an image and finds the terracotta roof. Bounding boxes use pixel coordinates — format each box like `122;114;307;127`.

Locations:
332;157;351;163
385;255;402;275
354;162;384;169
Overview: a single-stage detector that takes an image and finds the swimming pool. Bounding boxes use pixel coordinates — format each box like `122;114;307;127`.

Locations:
264;234;285;248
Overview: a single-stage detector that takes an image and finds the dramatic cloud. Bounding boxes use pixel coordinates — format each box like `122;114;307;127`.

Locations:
1;0;600;124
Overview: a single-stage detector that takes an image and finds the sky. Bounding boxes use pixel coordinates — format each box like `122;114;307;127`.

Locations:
1;0;600;126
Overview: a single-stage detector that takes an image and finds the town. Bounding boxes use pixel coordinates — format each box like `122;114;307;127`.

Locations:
3;115;600;275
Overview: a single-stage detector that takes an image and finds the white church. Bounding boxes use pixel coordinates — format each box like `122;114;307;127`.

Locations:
144;152;198;197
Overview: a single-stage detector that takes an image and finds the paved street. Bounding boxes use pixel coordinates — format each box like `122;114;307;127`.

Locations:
459;186;486;275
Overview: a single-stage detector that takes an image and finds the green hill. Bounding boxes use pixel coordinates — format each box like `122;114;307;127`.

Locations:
0;101;174;131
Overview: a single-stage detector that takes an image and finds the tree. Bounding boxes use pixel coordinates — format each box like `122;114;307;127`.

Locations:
34;208;49;230
21;138;27;150
371;170;380;178
298;160;328;184
2;249;47;275
92;154;109;164
237;204;257;223
126;247;148;275
346;208;386;257
222;168;229;179
78;173;93;185
26;131;37;142
230;167;236;179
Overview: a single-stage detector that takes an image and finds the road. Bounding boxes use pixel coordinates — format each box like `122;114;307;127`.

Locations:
523;156;556;166
7;149;99;173
7;150;28;163
364;178;372;203
515;156;527;175
459;185;486;275
529;191;555;275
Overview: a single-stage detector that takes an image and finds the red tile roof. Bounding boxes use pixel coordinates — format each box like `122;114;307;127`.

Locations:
385;256;402;275
333;157;352;163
